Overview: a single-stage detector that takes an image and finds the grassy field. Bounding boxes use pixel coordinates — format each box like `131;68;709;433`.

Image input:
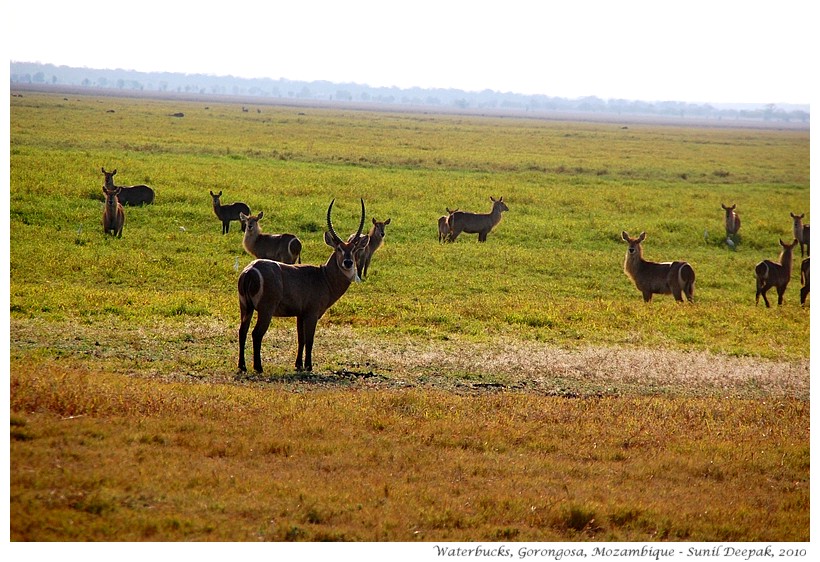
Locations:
9;90;810;542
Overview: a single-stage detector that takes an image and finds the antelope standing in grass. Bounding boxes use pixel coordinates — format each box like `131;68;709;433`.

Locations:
101;168;155;206
347;217;391;280
721;203;740;244
790;212;809;257
240;211;302;264
210;190;250;234
237;199;367;373
447;197;508;242
754;238;798;307
102;185;125;237
621;231;695;302
437;207;457;243
800;258;810;305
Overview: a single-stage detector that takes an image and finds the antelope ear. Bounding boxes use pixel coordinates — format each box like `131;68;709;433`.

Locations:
372;217;377;225
638;232;646;242
384;218;391;225
324;230;336;247
210;190;215;196
112;169;117;175
239;212;248;221
101;167;106;174
621;231;630;241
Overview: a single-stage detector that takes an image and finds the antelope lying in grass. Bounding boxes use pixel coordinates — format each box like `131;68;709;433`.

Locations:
437;207;457;243
800;257;810;305
101;167;155;206
237;199;367;373
621;231;695;302
754;238;798;307
721;203;740;244
240;211;302;264
448;197;508;242
210;190;250;234
102;185;125;237
347;217;390;279
790;212;810;257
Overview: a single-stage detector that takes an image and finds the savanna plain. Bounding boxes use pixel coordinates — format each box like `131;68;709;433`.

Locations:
9;90;810;542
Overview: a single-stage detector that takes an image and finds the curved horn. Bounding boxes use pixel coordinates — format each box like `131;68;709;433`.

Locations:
326;199;342;244
355;198;366;240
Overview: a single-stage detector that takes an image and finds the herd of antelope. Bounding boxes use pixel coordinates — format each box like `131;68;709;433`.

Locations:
98;168;808;372
619;203;809;308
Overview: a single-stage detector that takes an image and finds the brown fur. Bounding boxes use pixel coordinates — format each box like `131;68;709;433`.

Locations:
790;212;809;257
102;185;125;237
347;217;390;279
800;257;809;305
721;203;740;239
621;231;695;302
448;197;508;242
437;207;458;243
210;190;250;234
755;238;798;307
102;167;154;206
237;199;367;372
240;211;302;264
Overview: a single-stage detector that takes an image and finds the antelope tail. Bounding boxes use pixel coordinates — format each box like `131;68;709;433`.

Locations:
290;238;303;264
755;261;769;285
238;264;263;311
679;262;696;301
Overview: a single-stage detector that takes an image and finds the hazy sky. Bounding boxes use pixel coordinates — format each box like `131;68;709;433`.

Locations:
7;0;812;105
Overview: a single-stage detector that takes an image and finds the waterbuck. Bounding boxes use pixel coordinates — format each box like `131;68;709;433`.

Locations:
437;207;457;243
754;238;798;307
447;197;509;242
621;231;695;302
721;203;740;244
210;190;250;234
101;168;155;206
790;212;810;257
239;211;302;264
347;217;391;279
237;199;367;373
102;185;125;237
800;258;810;305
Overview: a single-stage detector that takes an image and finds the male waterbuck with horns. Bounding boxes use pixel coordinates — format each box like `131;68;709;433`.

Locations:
101;168;155;206
210;190;250;234
721;203;740;243
237;199;367;373
621;231;695;302
102;185;125;237
347;217;391;279
790;212;809;257
755;238;798;307
447;197;508;242
240;211;302;264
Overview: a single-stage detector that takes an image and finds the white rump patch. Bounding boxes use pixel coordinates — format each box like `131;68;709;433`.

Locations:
250;266;265;307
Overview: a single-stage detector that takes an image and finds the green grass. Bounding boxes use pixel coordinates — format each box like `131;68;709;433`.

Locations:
9;93;810;359
9;90;810;541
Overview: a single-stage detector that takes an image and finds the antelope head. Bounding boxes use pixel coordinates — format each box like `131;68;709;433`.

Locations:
324;198;367;282
491;196;509;212
101;167;118;189
371;217;391;238
622;231;646;256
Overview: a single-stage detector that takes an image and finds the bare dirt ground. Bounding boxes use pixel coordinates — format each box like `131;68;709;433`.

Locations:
11;319;806;400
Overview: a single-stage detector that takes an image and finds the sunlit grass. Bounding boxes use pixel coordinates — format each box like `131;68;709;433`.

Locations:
9;91;809;541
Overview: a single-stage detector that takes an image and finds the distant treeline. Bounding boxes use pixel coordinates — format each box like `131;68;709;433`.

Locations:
10;61;810;123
